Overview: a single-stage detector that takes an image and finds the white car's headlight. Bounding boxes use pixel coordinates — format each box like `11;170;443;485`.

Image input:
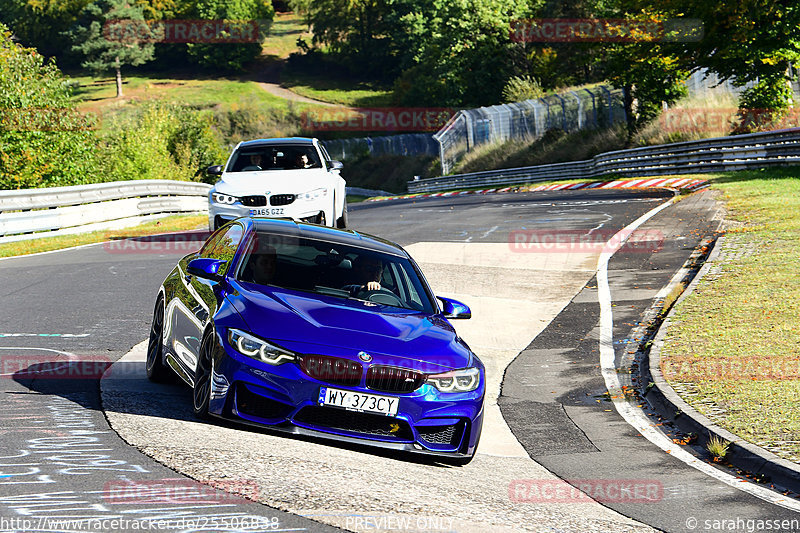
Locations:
426;367;480;393
228;329;295;365
299;188;328;201
212;192;238;205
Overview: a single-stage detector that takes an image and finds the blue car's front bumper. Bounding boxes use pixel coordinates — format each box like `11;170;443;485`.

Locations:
207;336;485;459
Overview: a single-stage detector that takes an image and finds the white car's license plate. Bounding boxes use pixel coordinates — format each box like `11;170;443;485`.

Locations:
318;387;399;416
249;208;284;216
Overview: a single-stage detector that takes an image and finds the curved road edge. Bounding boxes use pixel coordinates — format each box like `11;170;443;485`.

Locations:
644;234;800;491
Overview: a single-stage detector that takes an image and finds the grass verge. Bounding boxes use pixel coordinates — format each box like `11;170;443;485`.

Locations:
280;69;393;107
659;166;800;462
0;214;207;259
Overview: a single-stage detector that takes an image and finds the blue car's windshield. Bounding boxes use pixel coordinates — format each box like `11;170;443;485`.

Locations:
236;231;437;314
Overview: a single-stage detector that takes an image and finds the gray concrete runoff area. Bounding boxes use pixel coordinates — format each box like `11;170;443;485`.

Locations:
0;187;799;532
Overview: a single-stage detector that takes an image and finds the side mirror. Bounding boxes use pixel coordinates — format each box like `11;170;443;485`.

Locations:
187;258;226;281
438;296;471;319
329;160;343;171
206;165;223;176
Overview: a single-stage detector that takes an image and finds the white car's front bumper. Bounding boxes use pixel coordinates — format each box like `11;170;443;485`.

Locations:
208;196;331;230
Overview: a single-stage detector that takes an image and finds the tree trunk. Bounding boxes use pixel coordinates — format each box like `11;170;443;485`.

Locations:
623;84;635;144
115;57;123;98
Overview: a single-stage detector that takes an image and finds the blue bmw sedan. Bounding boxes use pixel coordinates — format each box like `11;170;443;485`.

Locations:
147;218;484;463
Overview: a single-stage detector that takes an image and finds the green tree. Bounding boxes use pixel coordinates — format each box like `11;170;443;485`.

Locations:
0;0;90;59
304;0;393;71
639;0;800;129
186;0;274;71
66;0;155;98
390;0;535;107
601;12;689;138
0;23;99;189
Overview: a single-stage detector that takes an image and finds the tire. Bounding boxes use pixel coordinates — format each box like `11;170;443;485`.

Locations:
193;329;214;419
146;296;171;382
336;200;348;229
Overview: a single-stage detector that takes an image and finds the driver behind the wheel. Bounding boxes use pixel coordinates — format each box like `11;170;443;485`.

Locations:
344;255;383;293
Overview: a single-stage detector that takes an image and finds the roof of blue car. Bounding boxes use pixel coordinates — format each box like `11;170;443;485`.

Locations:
249;218;407;257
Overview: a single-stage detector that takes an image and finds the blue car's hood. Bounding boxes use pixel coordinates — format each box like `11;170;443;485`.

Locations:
227;283;473;371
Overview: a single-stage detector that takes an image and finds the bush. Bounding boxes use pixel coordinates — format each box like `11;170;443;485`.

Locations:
0;23;100;189
502;75;544;103
99;103;227;183
212;99;303;145
734;78;795;134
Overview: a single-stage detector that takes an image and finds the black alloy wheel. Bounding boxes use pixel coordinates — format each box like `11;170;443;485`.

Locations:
146;296;171;382
193;329;214;419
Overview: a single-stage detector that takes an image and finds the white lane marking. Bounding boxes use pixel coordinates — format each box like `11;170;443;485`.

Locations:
587;213;613;235
481;225;499;239
597;199;800;511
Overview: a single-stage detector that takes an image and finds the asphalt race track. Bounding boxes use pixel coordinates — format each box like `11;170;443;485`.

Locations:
1;188;799;532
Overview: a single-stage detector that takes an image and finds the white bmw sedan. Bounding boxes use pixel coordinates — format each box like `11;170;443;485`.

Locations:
207;137;347;231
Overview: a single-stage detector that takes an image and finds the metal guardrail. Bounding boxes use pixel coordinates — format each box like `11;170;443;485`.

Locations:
409;129;800;193
0;180;211;243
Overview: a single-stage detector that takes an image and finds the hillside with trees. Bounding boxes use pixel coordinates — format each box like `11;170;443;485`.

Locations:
0;0;797;190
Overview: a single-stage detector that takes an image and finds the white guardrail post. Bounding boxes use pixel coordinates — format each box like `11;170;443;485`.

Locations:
409;129;800;193
0;179;211;243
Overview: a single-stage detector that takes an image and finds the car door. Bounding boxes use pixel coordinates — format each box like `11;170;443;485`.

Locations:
172;223;244;376
318;143;346;225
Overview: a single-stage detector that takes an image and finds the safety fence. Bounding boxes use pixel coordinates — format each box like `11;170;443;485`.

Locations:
408;128;800;193
433;86;627;174
0;180;211;243
321;134;438;161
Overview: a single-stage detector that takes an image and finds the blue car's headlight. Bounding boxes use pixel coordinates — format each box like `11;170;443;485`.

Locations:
212;192;238;205
426;367;480;393
228;329;295;365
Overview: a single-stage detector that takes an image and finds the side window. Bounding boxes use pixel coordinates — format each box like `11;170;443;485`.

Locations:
318;144;332;167
199;223;243;275
394;264;424;309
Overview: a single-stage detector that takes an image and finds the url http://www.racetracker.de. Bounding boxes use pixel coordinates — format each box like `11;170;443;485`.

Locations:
0;515;282;531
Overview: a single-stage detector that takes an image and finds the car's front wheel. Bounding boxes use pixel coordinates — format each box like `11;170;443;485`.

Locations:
193;329;214;419
146;296;171;382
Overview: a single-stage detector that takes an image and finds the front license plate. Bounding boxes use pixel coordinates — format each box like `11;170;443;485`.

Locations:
319;387;399;416
250;208;284;216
